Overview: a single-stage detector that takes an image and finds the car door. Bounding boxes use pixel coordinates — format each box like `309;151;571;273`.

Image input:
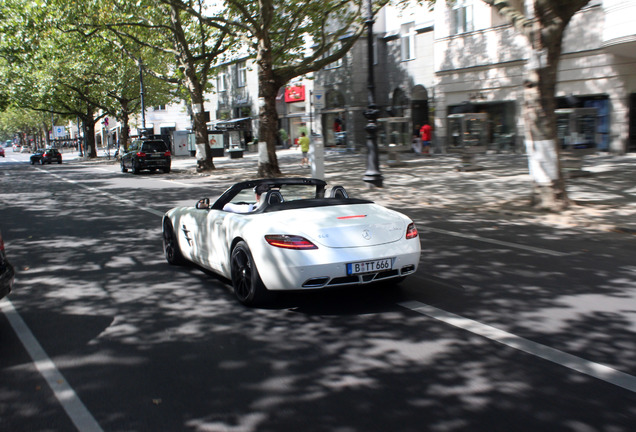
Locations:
205;210;235;275
123;142;137;168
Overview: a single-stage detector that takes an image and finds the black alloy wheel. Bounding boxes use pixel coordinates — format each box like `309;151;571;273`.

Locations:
162;219;185;265
132;160;141;175
231;241;268;306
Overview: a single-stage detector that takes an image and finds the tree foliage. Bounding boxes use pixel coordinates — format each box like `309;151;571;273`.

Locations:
188;0;386;176
0;0;177;156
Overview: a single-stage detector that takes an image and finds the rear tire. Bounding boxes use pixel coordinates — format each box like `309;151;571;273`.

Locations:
163;219;186;265
231;241;268;306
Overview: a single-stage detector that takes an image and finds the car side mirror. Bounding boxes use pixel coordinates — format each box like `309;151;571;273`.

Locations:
196;198;210;210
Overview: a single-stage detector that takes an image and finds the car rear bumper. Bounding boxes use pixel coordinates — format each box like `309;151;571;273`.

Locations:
140;158;170;169
255;241;421;291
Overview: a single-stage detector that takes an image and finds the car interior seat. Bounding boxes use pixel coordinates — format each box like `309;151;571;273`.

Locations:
266;190;284;205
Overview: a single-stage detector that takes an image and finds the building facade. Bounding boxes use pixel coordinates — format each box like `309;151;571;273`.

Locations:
100;0;636;156
314;2;436;151
433;0;636;154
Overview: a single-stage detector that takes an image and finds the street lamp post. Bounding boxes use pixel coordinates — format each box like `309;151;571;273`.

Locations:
362;0;383;187
139;62;147;137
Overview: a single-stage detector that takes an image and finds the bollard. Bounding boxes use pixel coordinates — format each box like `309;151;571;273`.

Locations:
309;134;324;179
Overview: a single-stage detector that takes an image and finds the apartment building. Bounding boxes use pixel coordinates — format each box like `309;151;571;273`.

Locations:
314;1;435;150
434;0;636;154
107;0;636;156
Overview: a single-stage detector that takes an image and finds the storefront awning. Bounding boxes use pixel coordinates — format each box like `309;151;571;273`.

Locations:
213;117;252;131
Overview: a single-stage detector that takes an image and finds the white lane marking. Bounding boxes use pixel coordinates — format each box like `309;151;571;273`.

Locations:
419;226;569;257
39;169;163;217
399;300;636;393
159;178;196;187
1;299;104;431
36;168;634;396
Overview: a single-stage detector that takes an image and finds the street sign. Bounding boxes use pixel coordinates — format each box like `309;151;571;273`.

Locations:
54;126;66;138
313;91;324;110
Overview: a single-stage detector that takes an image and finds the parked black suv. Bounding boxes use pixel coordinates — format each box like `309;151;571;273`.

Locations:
121;139;171;174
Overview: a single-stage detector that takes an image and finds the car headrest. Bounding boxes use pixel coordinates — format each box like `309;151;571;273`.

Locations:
328;185;348;199
266;190;284;205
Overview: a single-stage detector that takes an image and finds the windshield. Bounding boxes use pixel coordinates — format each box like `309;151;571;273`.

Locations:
225;184;318;206
141;141;168;152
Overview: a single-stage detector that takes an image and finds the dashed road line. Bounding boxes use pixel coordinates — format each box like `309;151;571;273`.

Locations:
399;300;636;393
17;166;631;432
419;225;569;257
40;168;163;217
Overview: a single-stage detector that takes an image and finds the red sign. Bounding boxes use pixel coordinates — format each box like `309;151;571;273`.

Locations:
284;85;305;103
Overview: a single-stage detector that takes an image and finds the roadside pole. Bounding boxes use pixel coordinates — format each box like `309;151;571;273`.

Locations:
310;134;324;180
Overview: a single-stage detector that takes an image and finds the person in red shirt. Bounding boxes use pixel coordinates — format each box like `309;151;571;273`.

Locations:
420;123;432;155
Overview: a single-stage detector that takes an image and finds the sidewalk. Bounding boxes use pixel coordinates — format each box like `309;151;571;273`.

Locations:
74;148;636;235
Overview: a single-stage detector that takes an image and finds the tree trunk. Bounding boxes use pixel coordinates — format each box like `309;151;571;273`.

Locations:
522;23;569;211
170;3;215;172
257;67;282;178
193;103;214;172
84;119;98;158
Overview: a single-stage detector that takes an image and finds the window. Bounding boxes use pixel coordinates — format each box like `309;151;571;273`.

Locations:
451;0;474;35
217;69;227;92
153;105;166;111
400;23;415;61
237;61;247;88
324;43;343;70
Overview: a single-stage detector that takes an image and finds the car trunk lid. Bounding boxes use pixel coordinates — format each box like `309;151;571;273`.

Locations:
284;204;407;248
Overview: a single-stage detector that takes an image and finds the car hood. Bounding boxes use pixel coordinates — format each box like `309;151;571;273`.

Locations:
277;203;408;248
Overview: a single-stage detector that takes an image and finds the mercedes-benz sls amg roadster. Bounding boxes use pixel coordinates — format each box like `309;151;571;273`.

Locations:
162;178;421;306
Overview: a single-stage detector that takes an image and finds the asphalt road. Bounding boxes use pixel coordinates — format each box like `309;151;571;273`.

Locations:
1;150;636;431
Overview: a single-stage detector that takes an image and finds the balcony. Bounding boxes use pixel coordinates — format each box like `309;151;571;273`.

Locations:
602;0;636;58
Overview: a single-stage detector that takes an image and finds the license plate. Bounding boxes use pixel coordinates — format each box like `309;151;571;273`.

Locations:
347;258;394;275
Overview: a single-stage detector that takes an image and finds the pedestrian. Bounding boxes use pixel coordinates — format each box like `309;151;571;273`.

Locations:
298;132;310;168
420;122;432;155
412;124;422;154
223;183;269;213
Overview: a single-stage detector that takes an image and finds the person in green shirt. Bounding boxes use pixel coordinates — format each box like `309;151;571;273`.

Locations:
298;132;310;168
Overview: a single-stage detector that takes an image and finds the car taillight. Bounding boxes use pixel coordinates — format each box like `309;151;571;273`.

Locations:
406;223;418;239
164;151;171;157
265;235;318;250
136;152;147;157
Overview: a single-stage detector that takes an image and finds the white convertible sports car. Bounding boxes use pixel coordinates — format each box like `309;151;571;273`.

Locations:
162;178;421;306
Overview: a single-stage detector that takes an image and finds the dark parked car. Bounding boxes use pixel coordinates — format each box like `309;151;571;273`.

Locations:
30;148;62;165
121;139;171;174
0;231;15;301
